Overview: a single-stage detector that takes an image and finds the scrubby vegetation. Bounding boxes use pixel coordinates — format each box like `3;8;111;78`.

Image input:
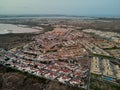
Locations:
0;33;36;50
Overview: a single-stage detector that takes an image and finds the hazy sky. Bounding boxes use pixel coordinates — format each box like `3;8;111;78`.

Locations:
0;0;120;16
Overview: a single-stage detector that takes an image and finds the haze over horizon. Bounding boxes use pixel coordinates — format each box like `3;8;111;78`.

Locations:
0;0;120;17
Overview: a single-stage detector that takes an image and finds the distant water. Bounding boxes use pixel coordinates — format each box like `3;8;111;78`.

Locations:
0;24;40;34
0;15;120;20
0;15;98;20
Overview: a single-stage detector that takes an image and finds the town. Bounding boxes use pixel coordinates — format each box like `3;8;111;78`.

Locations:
0;25;120;90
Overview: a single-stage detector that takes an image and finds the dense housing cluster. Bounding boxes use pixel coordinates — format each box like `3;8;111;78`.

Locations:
0;25;120;89
91;57;120;84
83;29;120;43
0;28;91;89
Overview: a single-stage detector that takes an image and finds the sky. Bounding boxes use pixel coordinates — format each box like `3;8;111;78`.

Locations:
0;0;120;17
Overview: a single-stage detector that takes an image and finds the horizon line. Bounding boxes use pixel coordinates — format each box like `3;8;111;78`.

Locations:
0;14;120;18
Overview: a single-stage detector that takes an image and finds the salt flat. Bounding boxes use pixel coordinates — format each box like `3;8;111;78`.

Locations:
0;24;41;34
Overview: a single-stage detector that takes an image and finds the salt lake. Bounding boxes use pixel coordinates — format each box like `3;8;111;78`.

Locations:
0;24;41;34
